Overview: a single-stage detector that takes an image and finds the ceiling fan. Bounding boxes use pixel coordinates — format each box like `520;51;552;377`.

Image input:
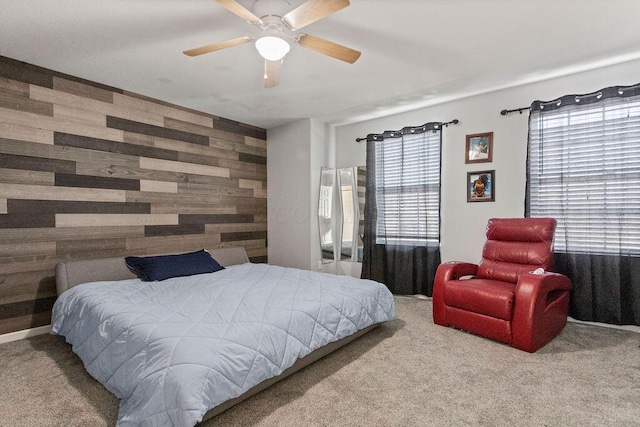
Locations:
183;0;361;88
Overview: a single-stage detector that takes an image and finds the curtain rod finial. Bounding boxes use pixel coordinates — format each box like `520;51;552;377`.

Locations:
500;109;509;116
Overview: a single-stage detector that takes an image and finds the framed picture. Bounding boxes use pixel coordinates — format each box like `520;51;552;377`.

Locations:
465;132;493;164
467;170;495;202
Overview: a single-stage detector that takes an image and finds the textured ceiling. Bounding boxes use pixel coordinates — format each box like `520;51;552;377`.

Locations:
2;0;640;129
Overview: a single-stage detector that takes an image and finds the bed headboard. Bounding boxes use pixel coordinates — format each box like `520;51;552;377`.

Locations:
55;247;250;296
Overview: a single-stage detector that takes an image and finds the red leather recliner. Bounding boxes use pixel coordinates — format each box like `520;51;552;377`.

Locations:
433;218;572;353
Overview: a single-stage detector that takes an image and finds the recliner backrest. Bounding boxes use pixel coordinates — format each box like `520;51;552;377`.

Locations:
476;218;556;284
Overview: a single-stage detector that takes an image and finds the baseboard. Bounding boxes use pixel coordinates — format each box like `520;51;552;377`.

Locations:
0;325;51;345
568;317;640;333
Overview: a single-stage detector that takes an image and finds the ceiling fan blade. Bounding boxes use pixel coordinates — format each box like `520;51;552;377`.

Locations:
283;0;350;30
298;34;361;64
215;0;262;24
183;36;251;57
264;59;280;88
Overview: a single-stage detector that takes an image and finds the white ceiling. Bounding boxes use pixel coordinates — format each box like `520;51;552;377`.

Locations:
2;0;640;129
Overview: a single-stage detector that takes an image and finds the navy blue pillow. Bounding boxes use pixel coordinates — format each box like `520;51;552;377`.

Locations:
125;249;224;282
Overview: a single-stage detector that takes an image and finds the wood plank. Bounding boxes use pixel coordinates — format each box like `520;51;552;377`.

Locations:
0;311;52;335
55;131;179;162
125;131;237;160
218;157;267;174
236;201;267;215
0;214;55;229
0;91;53;116
152;204;236;215
213;116;266;140
53;76;114;104
74;163;188;185
0;183;126;202
0;57;53;88
234;141;267;158
239;179;263;189
0;226;145;243
140;180;178;193
178;213;254;225
113;92;214;128
164;117;246;143
0;106;124;142
144;224;205;237
107;116;209;146
0;138;138;170
0;241;56;257
205;222;267;233
0;77;30;97
221;231;267;242
244;136;267;149
8;199;150;214
0;271;57;305
56;238;127;255
246;247;268;258
213;238;266;250
55;213;178;227
229;167;268;182
0;122;54;145
30;84;164;127
253;188;267;198
55;172;140;191
124;234;222;254
0;152;75;174
0;168;54;185
0;296;56;321
0;253;60;275
177;182;253;197
238;152;267;165
139;157;230;178
126;190;224;205
209;138;236;151
53;104;106;127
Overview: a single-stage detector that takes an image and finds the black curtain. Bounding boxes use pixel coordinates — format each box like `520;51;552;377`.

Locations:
361;124;441;296
526;83;640;326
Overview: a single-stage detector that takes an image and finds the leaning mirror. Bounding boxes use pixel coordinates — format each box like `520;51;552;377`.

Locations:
338;167;356;260
318;167;335;262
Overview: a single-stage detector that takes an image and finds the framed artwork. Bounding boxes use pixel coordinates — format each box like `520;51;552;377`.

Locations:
465;132;493;164
467;170;495;202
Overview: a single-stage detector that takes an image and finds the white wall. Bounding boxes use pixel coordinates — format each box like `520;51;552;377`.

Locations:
267;118;328;271
334;59;640;265
267;119;312;268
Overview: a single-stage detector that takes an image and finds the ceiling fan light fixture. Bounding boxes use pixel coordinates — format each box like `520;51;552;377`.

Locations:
255;36;290;61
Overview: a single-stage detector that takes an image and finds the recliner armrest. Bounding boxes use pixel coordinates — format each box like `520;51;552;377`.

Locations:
436;262;479;281
432;262;479;325
512;272;573;352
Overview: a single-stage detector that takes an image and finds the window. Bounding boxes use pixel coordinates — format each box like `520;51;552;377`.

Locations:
375;130;441;246
527;91;640;255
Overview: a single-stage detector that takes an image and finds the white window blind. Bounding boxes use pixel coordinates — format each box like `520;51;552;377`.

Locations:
375;131;440;246
528;95;640;255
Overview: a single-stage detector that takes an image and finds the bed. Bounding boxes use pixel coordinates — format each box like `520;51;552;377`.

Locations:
51;247;395;426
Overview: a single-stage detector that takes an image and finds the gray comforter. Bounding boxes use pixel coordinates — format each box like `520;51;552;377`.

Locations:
51;262;395;426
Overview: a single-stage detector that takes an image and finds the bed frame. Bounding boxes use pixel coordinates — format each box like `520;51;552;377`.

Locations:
54;246;378;423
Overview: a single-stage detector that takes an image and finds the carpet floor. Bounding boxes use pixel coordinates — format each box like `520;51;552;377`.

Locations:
0;296;638;426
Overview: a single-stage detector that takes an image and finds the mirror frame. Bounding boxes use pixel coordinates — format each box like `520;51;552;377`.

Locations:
318;167;336;263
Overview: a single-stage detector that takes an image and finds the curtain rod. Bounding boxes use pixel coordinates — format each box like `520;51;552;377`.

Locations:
355;119;459;143
500;107;529;116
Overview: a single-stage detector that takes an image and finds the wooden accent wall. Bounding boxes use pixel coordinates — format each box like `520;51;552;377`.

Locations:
0;56;267;335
